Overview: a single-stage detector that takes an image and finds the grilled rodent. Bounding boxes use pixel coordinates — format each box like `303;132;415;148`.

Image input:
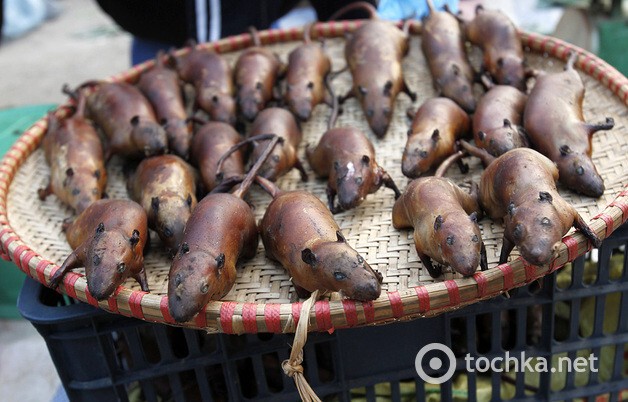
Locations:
256;175;383;301
137;51;193;159
48;199;149;300
189;121;245;192
174;40;236;125
306;86;400;213
284;22;332;122
84;81;168;159
463;5;530;91
127;154;197;255
523;51;614;198
393;152;487;277
234;27;284;122
402;97;470;178
421;0;476;112
167;135;282;323
247;107;307;181
473;83;528;156
460;142;601;266
339;2;416;138
39;88;107;214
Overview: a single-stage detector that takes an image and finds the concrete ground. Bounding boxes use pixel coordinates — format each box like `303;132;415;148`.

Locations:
0;1;130;401
0;0;131;110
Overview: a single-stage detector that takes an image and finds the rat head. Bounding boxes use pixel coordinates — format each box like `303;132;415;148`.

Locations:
332;155;374;211
432;213;483;276
355;81;396;138
66;167;106;214
285;80;316;122
504;193;564;266
476;119;526;157
129;116;168;157
168;244;228;322
401;129;441;178
200;91;237;125
237;81;266;122
493;54;527;91
85;224;143;300
300;231;382;301
149;193;196;254
251;140;285;181
556;145;604;197
162;118;193;159
438;64;476;113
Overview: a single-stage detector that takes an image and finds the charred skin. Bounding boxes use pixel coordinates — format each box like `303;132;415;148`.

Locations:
392;177;485;277
175;45;236;125
422;5;476;112
473;85;528;156
523;55;613;197
478;148;601;266
48;199;149;300
259;188;381;301
168;194;258;323
306;126;400;213
127;155;197;254
285;42;331;121
137;53;193;159
248;107;305;181
402;97;470;178
40;101;107;214
464;7;528;90
234;47;283;122
86;82;168;159
345;20;413;138
190;122;245;192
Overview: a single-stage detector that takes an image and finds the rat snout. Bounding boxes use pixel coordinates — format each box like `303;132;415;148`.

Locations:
295;106;312;122
369;116;391;139
401;153;422;178
238;96;261;122
348;280;381;302
337;187;364;211
520;239;556;267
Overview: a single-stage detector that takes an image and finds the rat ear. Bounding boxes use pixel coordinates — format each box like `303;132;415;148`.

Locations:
512;223;525;241
383;80;393;96
431;129;440;143
215;253;225;270
539;191;553;203
130;230;140;247
469;211;478;223
151;197;159;211
96;222;105;234
434;215;444;231
301;248;317;266
336;231;346;243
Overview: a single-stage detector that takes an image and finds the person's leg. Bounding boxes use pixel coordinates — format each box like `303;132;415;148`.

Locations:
131;36;172;65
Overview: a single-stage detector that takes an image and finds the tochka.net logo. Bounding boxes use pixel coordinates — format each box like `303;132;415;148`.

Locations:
415;343;599;384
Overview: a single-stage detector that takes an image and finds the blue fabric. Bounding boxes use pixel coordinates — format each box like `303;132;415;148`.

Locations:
131;36;172;66
377;0;459;20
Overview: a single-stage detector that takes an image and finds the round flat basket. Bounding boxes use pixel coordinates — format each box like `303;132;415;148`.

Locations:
2;21;628;334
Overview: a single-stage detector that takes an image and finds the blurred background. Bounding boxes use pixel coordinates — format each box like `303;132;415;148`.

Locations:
0;0;626;401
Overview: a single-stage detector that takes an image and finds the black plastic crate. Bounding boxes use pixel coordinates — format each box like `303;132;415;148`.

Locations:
18;224;628;401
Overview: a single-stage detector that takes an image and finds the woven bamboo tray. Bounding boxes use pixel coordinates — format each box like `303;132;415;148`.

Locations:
2;21;628;334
